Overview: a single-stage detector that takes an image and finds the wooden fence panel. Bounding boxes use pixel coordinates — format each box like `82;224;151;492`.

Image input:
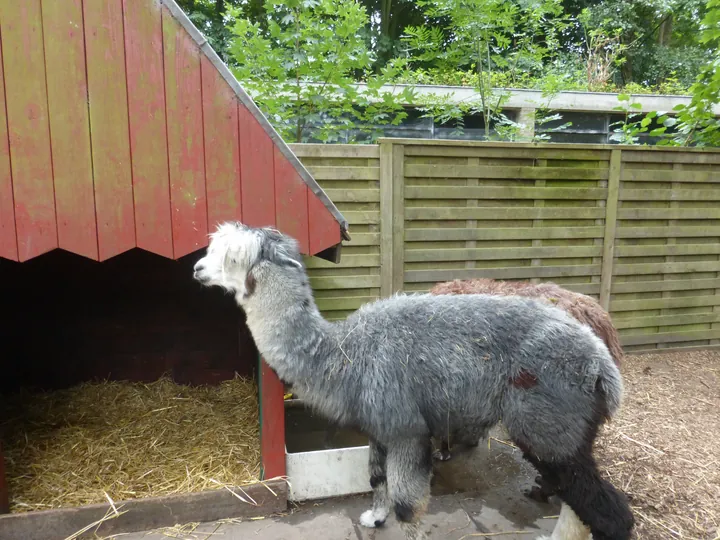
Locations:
612;151;720;351
297;140;720;353
291;144;382;321
400;142;611;298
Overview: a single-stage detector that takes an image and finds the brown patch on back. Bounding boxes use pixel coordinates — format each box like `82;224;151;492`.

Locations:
510;369;538;389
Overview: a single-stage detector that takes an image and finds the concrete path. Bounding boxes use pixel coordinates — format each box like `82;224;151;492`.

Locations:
125;491;559;540
123;430;560;540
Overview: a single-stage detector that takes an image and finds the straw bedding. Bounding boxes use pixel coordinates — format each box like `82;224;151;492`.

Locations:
0;375;261;513
595;350;720;540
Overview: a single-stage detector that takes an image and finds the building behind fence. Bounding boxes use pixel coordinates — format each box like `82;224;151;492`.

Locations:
292;139;720;353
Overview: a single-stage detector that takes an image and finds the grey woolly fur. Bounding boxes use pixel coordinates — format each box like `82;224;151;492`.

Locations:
193;222;634;540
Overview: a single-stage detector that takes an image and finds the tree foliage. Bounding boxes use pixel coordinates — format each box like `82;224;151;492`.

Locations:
227;0;413;142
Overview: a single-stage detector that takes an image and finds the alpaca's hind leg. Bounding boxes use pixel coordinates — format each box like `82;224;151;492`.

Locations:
387;437;433;540
528;453;634;540
432;438;452;461
360;438;390;528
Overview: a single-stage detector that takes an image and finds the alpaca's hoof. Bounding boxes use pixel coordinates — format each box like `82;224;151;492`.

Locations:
360;509;388;528
432;449;452;461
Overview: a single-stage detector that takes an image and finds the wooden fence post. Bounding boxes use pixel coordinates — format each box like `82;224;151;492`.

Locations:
380;142;406;295
392;144;406;293
379;142;394;297
599;149;622;310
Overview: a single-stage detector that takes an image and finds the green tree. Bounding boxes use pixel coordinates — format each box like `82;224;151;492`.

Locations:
402;0;567;140
227;0;413;143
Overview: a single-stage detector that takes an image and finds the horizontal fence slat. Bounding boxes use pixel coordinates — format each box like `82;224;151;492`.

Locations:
403;145;611;161
614;243;720;258
616;226;720;239
404;245;602;262
305;254;380;269
621;329;720;346
405;164;609;180
406;207;606;221
611;278;720;294
621;151;720;165
621;169;720;183
306;165;380;180
614;260;720;276
343;233;380;246
617;208;720;220
405;186;608;200
614;312;720;330
405;227;605;242
323;189;380;203
310;275;381;290
289;143;379;159
611;295;720;312
621;188;720;202
405;265;601;283
341;211;379;225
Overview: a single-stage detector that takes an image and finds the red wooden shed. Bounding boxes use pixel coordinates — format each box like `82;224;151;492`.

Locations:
0;0;347;511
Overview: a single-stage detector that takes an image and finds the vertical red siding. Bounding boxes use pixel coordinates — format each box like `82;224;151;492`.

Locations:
0;26;18;262
162;8;208;258
0;1;57;261
274;147;310;253
308;195;342;254
239;104;276;228
84;0;136;261
260;360;286;479
43;0;98;261
201;56;242;230
124;0;173;259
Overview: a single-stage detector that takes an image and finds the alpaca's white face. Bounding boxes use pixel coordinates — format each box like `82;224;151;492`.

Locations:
193;222;262;296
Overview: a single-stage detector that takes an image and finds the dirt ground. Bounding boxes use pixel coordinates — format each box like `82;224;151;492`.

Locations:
594;350;720;540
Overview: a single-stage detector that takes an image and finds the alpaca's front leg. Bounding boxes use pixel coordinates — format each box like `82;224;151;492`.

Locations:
360;438;390;528
387;437;433;540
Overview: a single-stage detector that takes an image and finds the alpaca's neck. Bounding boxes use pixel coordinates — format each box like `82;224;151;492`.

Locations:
242;289;336;386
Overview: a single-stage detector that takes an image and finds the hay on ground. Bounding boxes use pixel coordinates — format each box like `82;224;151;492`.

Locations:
595;350;720;540
0;375;261;513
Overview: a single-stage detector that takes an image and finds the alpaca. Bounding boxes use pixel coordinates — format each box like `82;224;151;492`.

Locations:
193;222;634;540
429;278;624;504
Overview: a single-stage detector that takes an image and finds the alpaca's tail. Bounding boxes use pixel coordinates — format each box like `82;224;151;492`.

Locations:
596;352;624;419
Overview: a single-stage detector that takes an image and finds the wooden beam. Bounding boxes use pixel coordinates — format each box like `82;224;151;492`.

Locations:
0;480;286;540
379;141;394;297
259;357;286;480
392;144;405;292
599;149;621;310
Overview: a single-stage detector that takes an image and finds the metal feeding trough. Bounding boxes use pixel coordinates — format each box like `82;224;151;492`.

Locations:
284;399;371;501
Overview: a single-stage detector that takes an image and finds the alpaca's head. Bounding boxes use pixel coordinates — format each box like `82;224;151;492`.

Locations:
193;222;304;303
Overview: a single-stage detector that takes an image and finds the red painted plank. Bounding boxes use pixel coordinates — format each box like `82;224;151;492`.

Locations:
124;0;172;259
42;0;98;261
308;195;342;255
0;26;18;261
274;147;310;254
260;359;286;479
201;55;242;230
239;104;275;228
162;8;208;258
0;1;57;261
84;0;135;261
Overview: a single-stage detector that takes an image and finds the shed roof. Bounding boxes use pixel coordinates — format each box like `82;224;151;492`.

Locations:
0;0;347;264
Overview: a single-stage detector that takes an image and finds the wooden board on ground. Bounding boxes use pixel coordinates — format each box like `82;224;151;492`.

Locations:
0;480;287;540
